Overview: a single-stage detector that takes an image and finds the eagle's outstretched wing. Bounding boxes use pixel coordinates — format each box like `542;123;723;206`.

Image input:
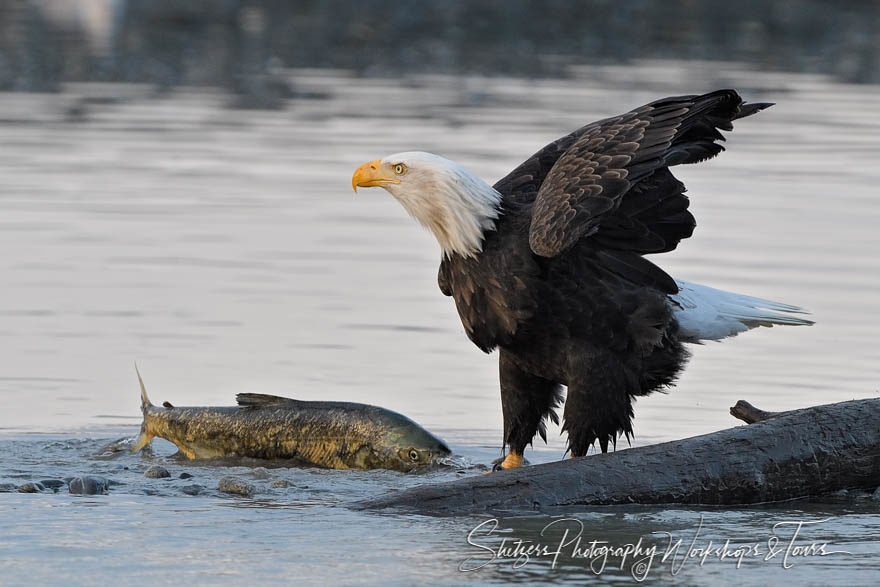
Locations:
526;90;771;259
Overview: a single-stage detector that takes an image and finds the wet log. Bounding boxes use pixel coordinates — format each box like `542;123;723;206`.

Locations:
358;398;880;514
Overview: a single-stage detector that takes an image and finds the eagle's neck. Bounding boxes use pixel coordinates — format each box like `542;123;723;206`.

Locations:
391;162;502;258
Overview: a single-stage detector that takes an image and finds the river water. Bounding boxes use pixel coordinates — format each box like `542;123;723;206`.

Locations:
1;62;879;584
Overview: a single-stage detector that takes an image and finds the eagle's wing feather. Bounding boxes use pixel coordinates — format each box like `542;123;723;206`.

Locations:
527;90;770;259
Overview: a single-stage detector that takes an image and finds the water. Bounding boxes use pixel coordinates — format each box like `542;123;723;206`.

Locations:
1;63;879;584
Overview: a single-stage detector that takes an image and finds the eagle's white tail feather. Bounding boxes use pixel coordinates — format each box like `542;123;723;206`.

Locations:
671;280;813;342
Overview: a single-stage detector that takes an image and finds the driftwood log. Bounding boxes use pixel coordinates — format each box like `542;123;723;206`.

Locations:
358;398;880;514
729;400;790;424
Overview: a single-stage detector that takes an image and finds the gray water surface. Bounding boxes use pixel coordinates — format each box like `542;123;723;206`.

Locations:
1;64;879;584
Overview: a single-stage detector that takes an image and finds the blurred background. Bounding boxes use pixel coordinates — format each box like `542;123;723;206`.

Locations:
1;0;878;451
2;0;880;93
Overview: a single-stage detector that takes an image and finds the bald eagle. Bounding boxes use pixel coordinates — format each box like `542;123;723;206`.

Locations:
352;90;812;470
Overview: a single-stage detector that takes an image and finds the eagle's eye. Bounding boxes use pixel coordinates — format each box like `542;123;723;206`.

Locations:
408;449;420;461
393;163;407;176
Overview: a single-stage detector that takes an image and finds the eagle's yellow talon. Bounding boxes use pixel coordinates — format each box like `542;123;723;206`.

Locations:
487;452;525;473
503;452;523;469
496;452;523;471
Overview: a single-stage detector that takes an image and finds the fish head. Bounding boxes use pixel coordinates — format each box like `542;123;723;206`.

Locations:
381;425;451;471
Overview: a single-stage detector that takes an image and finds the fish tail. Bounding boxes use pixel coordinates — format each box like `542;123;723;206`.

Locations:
132;363;155;453
135;363;152;410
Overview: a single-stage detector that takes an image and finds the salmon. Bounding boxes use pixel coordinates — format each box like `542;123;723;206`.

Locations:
132;368;450;471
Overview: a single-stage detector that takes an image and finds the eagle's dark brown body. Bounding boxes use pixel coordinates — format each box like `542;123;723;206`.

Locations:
438;90;771;457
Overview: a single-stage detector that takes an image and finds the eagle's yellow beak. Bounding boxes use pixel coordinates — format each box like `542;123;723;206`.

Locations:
352;160;401;193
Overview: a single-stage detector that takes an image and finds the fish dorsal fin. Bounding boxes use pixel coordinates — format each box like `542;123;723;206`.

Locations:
235;393;298;407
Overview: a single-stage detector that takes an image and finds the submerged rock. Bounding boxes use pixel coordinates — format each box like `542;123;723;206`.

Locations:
143;465;171;479
251;467;270;480
269;479;292;489
18;482;46;493
179;472;194;480
40;479;66;490
218;476;254;496
68;476;109;495
181;484;204;496
95;437;137;459
0;483;19;492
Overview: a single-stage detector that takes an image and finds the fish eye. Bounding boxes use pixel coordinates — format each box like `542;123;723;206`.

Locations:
408;449;420;461
393;163;407;175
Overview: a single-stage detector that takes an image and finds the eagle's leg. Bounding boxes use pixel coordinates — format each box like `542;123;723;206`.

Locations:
496;349;562;470
563;353;635;457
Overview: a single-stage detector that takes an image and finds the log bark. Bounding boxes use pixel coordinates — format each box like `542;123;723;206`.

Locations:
357;398;880;514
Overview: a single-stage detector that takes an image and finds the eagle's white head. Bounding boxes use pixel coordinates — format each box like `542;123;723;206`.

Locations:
352;151;502;258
